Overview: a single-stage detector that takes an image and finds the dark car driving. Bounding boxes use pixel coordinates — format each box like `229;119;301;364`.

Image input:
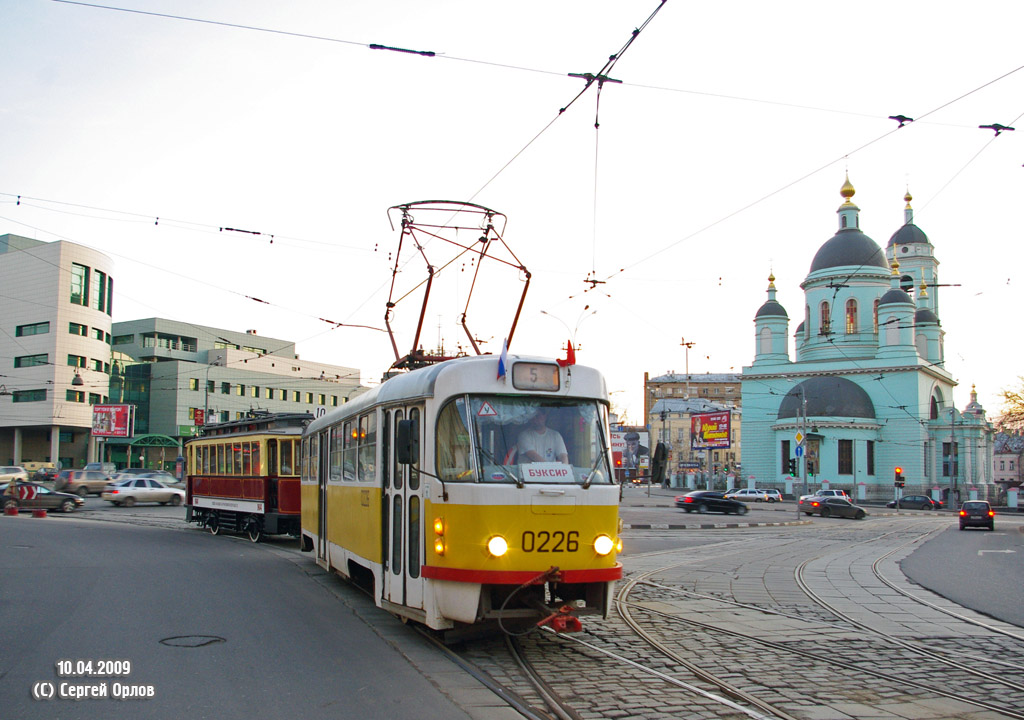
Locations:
798;495;867;519
675;490;749;515
2;481;85;513
959;500;995;531
886;495;943;510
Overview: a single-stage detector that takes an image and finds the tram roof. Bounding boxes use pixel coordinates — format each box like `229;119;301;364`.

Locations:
306;353;606;435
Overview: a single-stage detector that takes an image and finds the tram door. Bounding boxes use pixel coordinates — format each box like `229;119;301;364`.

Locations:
315;431;328;563
384;405;425;610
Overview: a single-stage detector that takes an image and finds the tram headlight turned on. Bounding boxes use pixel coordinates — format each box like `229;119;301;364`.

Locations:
299;354;622;635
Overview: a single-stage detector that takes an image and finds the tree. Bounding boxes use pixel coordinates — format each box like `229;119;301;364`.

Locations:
998;377;1024;431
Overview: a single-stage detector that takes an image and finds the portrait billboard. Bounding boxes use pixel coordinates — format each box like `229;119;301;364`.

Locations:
611;430;649;470
690;411;730;450
91;404;133;438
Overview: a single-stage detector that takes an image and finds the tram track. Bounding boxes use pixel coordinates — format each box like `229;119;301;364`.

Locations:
611;519;1024;719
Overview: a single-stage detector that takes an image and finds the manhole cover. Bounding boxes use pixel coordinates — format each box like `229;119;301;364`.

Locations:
160;635;225;648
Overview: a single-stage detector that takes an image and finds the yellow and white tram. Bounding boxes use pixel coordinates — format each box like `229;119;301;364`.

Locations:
300;353;622;634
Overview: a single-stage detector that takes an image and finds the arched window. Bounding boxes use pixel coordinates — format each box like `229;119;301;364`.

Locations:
845;299;858;334
759;326;771;355
805;305;810;339
819;301;830;335
873;299;880;334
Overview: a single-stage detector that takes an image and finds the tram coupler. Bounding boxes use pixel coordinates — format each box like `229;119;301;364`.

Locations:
536;605;582;633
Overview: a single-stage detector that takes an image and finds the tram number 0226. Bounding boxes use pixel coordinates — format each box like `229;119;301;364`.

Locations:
521;530;579;552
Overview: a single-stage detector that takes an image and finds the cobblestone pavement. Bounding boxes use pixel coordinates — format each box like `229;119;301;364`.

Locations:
423;498;1023;720
49;489;1024;719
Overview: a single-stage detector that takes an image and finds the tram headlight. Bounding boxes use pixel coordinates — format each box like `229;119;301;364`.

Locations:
433;517;445;535
594;534;615;556
616;537;623;553
434;538;446;555
486;535;509;557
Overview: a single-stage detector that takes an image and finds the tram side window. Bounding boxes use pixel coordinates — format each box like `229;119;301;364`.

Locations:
358;413;376;483
437;399;473;482
281;439;294;475
251;442;261;475
343;420;356;481
408;407;420;490
242;442;252;475
329;425;343;482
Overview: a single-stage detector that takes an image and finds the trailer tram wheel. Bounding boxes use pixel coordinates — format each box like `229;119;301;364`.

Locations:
246;518;263;543
208;513;220;535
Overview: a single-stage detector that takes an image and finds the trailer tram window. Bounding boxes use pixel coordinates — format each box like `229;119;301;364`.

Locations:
359;413;376;484
252;442;261;475
281;439;294;475
343;420;356;482
329;425;343;482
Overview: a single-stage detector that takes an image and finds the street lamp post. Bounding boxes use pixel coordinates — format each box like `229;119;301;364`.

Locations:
680;337;695;398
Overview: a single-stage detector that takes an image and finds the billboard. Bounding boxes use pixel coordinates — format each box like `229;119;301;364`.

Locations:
91;404;134;438
691;411;730;450
611;430;649;470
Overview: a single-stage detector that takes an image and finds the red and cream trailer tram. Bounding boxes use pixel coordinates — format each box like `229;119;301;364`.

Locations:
185;412;311;542
300;354;622;635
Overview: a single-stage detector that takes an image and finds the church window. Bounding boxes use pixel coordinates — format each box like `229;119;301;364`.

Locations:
866;440;875;475
804;305;810;339
838;439;853;475
845;299;858;334
819;302;830;335
873;299;880;333
759;327;771;354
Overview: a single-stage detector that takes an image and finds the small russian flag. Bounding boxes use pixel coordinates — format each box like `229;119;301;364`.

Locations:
497;338;509;379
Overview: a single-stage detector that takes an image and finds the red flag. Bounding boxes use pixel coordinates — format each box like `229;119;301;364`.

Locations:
556;338;576;367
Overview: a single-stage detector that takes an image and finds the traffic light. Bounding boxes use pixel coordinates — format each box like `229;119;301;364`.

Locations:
894;466;904;487
806;460;815;476
787;458;797;476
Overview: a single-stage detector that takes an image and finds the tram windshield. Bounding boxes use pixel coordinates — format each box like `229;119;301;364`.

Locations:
436;396;612;485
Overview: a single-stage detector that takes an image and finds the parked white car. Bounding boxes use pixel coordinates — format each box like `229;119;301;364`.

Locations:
0;466;29;483
799;489;851;501
725;488;772;502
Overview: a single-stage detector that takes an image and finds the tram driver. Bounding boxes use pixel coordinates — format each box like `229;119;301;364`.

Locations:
515;407;569;464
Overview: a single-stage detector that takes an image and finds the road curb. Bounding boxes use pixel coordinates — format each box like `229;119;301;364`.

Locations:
623;520;811;530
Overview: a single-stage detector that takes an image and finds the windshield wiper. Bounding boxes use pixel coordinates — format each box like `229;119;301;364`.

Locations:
582;422;611;490
477;446;523;488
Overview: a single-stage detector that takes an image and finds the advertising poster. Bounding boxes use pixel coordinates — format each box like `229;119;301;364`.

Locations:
690;411;731;450
91;404;133;438
611;430;649;470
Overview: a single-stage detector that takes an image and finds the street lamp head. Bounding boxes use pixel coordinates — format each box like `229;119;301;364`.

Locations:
72;372;84;387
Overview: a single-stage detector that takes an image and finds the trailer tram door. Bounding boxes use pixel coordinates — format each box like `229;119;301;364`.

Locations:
316;431;328;563
384;405;425;611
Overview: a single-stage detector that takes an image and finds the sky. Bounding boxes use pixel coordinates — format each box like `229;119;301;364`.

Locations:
2;0;1022;426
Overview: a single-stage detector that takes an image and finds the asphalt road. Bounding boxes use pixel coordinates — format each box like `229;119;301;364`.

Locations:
900;518;1024;626
0;514;471;720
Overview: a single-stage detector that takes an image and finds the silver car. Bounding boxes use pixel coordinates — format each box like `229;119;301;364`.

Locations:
102;477;185;507
0;466;29;483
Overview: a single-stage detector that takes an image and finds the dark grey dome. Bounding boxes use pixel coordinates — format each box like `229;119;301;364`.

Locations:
755;300;788;318
915;308;939;324
794;321;805;333
887;223;929;247
778;377;876;419
810;229;887;273
879;288;913;305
